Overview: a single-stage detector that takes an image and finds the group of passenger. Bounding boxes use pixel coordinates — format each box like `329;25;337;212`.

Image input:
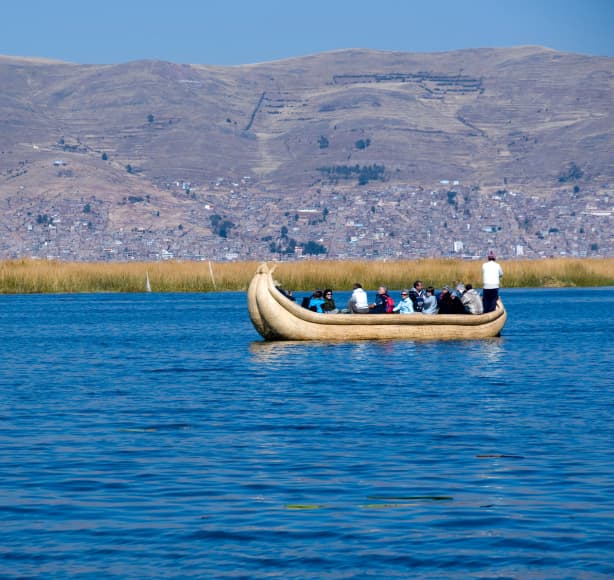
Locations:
298;281;482;315
298;288;339;314
279;250;503;316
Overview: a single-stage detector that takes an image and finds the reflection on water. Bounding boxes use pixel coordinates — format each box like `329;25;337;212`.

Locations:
0;288;613;579
477;337;505;365
248;340;309;363
249;337;388;365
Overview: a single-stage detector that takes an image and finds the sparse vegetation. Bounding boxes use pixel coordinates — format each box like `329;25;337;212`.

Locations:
210;214;235;238
558;162;583;183
317;164;385;185
303;241;327;256
0;258;611;294
318;135;329;149
269;226;297;255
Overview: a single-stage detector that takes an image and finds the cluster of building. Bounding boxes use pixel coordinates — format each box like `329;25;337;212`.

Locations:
0;171;611;262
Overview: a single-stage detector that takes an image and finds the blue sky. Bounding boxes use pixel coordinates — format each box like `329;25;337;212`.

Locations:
2;0;612;64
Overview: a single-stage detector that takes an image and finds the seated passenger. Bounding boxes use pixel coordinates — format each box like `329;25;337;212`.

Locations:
393;289;415;313
369;286;393;314
408;280;425;312
307;289;325;313
459;283;483;314
437;286;450;308
322;289;339;314
422;286;438;314
276;285;295;301
438;286;466;314
348;283;370;313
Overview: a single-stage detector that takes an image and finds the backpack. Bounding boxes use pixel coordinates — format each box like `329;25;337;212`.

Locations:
384;295;395;313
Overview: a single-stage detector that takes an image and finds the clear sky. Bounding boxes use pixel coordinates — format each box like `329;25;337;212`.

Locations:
2;0;612;65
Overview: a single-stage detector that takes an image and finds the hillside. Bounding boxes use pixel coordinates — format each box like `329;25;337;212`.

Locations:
0;47;612;261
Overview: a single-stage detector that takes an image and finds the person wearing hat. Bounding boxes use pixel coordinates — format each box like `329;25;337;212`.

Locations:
437;285;450;308
438;285;465;314
482;250;503;313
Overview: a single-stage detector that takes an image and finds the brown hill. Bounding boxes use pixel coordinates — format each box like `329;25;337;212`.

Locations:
0;47;612;261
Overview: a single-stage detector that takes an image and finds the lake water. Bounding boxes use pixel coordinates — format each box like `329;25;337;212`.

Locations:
1;287;613;579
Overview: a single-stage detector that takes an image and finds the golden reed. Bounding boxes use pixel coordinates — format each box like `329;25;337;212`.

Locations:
0;258;612;294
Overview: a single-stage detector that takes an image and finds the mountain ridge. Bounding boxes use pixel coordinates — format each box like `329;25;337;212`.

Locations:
0;47;612;261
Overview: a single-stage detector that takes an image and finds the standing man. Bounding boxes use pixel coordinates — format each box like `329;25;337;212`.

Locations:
482;250;503;313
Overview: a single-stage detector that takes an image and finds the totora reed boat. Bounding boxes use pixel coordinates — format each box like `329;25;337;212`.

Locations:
247;263;507;341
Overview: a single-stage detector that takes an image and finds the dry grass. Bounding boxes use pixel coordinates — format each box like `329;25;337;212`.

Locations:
0;258;612;294
269;258;614;291
0;259;258;293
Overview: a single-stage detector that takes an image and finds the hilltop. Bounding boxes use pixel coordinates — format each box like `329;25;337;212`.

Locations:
0;47;612;261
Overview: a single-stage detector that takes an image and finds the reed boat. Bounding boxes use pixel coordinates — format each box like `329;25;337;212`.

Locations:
248;263;507;341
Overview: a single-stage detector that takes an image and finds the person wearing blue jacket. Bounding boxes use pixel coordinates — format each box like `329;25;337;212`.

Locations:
393;289;415;313
307;289;325;313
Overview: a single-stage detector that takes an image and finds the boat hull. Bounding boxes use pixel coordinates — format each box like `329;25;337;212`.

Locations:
248;263;507;341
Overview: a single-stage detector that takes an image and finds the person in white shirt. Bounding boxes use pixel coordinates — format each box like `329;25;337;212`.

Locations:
482;250;503;313
348;283;370;313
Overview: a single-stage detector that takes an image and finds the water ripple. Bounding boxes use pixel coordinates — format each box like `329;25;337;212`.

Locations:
0;288;613;578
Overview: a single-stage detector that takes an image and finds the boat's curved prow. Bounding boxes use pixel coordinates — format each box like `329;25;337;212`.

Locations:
247;263;269;339
247;262;507;341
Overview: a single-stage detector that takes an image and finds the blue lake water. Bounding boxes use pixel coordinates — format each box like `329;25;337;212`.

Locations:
1;287;613;578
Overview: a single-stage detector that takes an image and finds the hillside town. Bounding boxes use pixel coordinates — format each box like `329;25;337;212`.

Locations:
1;168;611;262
